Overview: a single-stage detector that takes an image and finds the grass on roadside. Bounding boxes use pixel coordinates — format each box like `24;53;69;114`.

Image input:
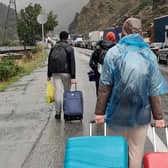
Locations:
21;49;47;75
0;49;48;92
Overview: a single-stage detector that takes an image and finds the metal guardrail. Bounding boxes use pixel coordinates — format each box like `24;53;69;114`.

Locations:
0;46;35;54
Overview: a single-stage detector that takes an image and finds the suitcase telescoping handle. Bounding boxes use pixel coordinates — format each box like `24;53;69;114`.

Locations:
72;83;77;91
89;120;107;136
151;123;168;152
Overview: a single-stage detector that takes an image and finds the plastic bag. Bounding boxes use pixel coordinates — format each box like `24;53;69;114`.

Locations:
88;70;96;81
46;80;55;103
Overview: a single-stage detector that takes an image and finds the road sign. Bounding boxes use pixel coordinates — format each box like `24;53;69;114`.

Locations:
37;14;47;24
37;13;47;47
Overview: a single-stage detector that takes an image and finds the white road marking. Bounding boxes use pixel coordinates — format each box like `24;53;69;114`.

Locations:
147;125;168;152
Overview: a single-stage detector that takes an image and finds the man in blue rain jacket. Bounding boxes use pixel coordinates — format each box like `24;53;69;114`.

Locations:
95;18;168;168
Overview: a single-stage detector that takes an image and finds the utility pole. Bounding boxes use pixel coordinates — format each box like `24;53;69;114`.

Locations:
3;0;17;43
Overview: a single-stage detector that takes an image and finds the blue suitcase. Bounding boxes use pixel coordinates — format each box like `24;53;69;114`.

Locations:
63;84;83;121
64;121;128;168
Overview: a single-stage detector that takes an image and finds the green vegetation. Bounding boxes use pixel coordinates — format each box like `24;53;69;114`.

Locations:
0;47;48;91
0;59;23;81
17;3;58;46
22;48;47;75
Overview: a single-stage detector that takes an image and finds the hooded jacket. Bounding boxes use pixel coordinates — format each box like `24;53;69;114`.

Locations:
89;40;115;72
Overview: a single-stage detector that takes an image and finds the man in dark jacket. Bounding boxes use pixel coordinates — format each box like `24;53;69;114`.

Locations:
47;31;76;119
89;32;116;96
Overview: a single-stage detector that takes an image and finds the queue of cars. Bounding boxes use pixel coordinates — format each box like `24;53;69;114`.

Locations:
150;42;168;64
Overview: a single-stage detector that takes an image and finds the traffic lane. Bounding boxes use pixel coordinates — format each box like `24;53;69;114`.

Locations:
22;110;85;168
23;48;97;168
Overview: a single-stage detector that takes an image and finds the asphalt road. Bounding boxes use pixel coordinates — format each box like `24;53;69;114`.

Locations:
0;47;168;168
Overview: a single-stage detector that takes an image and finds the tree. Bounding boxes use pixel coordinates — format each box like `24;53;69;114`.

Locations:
44;11;58;34
17;3;58;46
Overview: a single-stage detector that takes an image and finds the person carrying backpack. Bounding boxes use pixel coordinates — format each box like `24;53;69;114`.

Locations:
89;32;116;96
47;31;77;119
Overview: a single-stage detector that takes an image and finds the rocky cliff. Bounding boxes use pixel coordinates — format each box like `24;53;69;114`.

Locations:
69;0;168;34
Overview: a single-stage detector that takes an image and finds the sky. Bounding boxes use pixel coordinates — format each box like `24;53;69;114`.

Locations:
1;0;89;32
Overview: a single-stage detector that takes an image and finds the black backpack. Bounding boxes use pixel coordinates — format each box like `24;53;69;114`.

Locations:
50;43;69;72
97;40;115;64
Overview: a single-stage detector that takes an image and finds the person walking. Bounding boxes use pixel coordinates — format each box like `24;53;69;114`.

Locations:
95;18;168;168
47;31;77;119
89;32;116;96
46;35;54;51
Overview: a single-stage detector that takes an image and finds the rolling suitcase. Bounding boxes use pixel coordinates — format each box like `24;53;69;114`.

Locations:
64;121;128;168
143;124;168;168
63;84;83;121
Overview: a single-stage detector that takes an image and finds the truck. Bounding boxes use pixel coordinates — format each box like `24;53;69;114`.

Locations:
153;15;168;42
88;31;103;49
70;34;84;47
70;34;83;41
152;15;168;64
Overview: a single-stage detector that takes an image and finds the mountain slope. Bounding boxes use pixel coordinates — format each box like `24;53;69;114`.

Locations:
69;0;168;34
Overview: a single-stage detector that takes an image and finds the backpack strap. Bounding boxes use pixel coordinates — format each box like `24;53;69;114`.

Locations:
60;44;71;64
56;42;70;54
62;45;69;56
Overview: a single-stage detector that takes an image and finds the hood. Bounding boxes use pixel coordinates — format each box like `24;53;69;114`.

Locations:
99;40;115;49
97;40;115;50
119;33;149;48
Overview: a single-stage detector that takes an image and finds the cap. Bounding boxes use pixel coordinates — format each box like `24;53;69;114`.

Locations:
105;32;116;42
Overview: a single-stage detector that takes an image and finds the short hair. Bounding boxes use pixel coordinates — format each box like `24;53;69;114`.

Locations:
59;31;69;40
122;18;142;36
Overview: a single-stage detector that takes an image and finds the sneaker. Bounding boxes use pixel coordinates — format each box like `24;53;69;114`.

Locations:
55;114;61;120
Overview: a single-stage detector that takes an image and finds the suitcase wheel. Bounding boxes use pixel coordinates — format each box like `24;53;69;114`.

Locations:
64;115;83;121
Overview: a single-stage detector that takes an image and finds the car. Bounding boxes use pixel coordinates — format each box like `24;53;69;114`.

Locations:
157;43;168;64
150;42;163;56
